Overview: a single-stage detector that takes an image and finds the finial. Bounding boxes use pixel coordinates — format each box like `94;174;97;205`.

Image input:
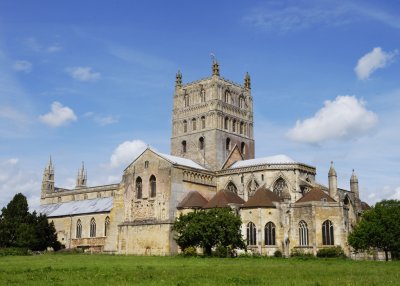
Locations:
329;161;336;176
175;70;182;87
244;72;251;90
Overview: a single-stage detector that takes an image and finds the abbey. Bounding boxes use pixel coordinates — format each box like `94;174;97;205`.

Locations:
39;60;368;256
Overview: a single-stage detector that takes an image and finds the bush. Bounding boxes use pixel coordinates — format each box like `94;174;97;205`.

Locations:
274;250;282;257
183;246;197;257
213;244;228;258
0;247;31;256
291;248;314;258
317;246;345;258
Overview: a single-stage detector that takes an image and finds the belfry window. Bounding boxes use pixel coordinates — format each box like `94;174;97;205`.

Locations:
232;120;236;132
247;222;257;246
183;120;187;133
299;220;309;246
150;175;156;198
76;219;82;238
226;138;231;151
136;177;142;199
184;94;189;107
322;220;334;245
182;141;187;153
104;216;110;236
240;122;244;134
199;137;205;150
241;142;246;155
201;116;206;129
265;222;276;245
224;117;229;130
239;96;245;108
200;89;205;103
90;218;96;238
192;118;196;131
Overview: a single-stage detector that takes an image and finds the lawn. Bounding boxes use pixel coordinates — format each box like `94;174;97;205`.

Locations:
0;254;399;286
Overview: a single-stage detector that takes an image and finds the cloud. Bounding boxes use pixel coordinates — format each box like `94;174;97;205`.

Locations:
110;140;147;168
0;106;29;125
84;112;119;126
286;95;378;144
13;60;32;73
67;67;101;82
389;187;400;200
47;44;62;53
24;37;41;51
39;101;77;127
355;47;397;80
24;37;62;53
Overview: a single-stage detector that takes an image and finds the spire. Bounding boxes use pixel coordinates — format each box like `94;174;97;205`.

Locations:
41;156;54;197
328;161;338;200
76;161;87;189
244;72;251;90
328;161;337;177
211;56;220;77
175;70;182;88
350;169;358;183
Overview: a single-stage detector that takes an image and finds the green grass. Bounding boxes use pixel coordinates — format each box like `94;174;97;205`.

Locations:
0;254;399;286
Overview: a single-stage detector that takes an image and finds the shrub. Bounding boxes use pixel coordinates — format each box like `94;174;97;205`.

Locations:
317;246;345;258
291;248;314;258
0;247;31;256
213;244;228;258
183;246;197;257
274;250;282;257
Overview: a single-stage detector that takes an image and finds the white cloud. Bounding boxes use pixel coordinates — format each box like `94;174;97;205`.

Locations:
67;67;100;82
389;187;400;200
286;95;378;144
355;47;397;80
47;44;62;53
13;60;32;73
84;112;118;126
6;158;19;165
110;140;147;168
39;101;77;127
0;106;29;125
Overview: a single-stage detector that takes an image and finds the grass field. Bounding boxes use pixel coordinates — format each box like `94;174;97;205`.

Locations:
0;254;399;286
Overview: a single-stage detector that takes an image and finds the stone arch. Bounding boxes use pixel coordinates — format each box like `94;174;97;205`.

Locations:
225;181;238;194
271;176;290;198
246;176;259;197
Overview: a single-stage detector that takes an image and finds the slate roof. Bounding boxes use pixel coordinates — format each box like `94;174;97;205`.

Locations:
229;154;296;169
157;152;207;170
296;188;336;203
242;187;281;208
38;197;113;217
177;191;208;209
203;190;245;209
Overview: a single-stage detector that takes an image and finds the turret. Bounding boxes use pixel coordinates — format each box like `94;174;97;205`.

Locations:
75;162;87;189
175;70;182;89
244;72;251;90
328;161;338;200
350;169;359;195
41;156;54;198
212;59;220;77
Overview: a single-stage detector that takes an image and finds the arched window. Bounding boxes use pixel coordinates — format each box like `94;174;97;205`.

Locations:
224;117;229;130
76;219;82;238
240;122;244;134
201;116;206;129
199;137;205;150
299;221;309;246
241;142;246;155
273;178;287;197
184;94;189;107
136;177;142;199
225;138;231;151
183;120;187;133
265;222;276;245
200;89;205;103
322;220;334;245
182;140;187;153
150;175;156;198
192;118;196;131
232;120;236;132
104;216;110;236
247;222;257;246
90;218;96;238
224;90;230;103
239;96;245;108
226;181;238;193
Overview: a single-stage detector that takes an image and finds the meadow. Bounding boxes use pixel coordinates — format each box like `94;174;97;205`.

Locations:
0;254;399;286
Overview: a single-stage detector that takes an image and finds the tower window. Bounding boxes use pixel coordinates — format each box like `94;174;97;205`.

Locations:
201;116;206;129
226;138;231;151
224;117;229;130
224;90;230;103
239;96;245;108
200;89;205;103
182;141;187;153
240;122;244;134
232;120;236;132
184;94;189;107
199;137;205;150
241;142;246;155
144;161;149;168
192;118;196;131
183;120;187;133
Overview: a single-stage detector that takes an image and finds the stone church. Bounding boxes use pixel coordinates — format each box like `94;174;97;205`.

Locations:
39;60;368;256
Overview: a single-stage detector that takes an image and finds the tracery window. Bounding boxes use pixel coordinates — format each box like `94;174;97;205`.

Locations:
273;178;287;197
265;222;276;245
183;120;187;133
136;177;142;199
247;222;257;246
150;175;156;198
322;220;334;245
104;216;110;236
226;181;238;193
201;116;206;129
90;218;96;238
182;140;187;153
76;219;82;238
199;137;205;150
192;118;196;131
299;220;309;246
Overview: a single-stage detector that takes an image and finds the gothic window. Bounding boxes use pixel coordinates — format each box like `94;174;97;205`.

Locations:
184;94;189;107
226;138;231;151
224;90;230;103
201;116;206;129
199;137;205;150
322;220;334;245
226;181;238;193
192;118;196;131
273;178;287;197
200;89;206;103
241;142;246;155
104;216;110;237
150;175;156;198
76;219;82;238
182;141;187;153
183;120;187;133
247;178;259;197
232;120;236;132
224;117;229;130
265;222;276;245
247;222;257;246
239;96;245;108
136;177;142;199
240;122;244;134
90;218;96;238
299;221;309;246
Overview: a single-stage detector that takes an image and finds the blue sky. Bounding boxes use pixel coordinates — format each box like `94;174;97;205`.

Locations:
1;0;399;209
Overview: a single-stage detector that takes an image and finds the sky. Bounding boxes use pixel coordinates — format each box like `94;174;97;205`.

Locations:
0;0;399;210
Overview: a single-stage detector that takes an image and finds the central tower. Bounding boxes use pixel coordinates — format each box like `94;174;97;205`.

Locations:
171;60;255;171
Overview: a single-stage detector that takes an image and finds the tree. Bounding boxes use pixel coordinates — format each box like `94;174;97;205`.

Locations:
0;193;60;251
348;200;400;261
173;208;246;256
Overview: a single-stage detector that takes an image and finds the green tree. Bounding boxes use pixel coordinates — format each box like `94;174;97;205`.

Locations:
173;208;246;256
348;200;400;261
